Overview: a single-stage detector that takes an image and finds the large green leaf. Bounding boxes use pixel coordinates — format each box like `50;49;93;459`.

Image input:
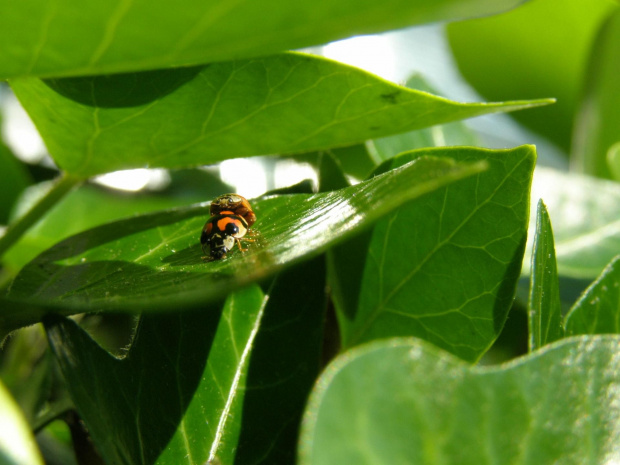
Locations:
10;53;551;177
46;258;325;464
1;0;532;80
447;0;618;152
300;336;620;465
525;167;620;279
571;9;620;179
2;176;224;274
3;155;484;331
527;200;562;351
564;256;620;336
0;379;44;465
329;145;535;362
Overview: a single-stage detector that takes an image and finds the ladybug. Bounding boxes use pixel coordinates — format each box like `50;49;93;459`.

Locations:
201;212;250;260
210;193;256;227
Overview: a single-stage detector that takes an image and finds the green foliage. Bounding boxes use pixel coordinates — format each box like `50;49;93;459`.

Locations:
330;146;534;362
528;201;563;350
11;53;547;177
0;0;530;79
300;336;620;465
0;0;619;463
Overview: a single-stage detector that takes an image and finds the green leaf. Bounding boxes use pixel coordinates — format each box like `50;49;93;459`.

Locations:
10;53;552;177
46;286;263;465
3;156;484;331
2;178;222;274
447;0;617;152
564;256;620;336
233;257;326;464
46;258;325;465
330;145;535;362
299;336;620;465
527;200;563;351
525;167;620;279
571;9;620;179
1;0;533;80
0;379;45;465
367;75;478;162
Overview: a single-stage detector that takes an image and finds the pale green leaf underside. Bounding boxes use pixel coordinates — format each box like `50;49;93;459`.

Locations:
525;167;620;279
3;155;484;329
10;53;552;177
0;0;530;79
300;336;620;465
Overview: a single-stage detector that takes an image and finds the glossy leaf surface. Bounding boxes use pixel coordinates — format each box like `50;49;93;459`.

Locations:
447;0;617;151
0;380;44;465
3;156;483;331
331;145;535;362
1;0;531;79
564;256;620;336
525;167;620;279
571;9;620;179
300;336;620;465
10;53;551;177
46;286;264;465
47;257;325;464
2;179;221;274
528;200;563;351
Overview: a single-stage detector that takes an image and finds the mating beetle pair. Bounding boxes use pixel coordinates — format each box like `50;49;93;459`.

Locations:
200;194;256;260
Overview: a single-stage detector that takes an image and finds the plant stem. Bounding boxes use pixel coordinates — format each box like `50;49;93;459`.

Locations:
0;173;82;258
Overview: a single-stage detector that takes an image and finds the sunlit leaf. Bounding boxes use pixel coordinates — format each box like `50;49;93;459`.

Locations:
525;167;620;279
3;156;484;332
10;53;551;177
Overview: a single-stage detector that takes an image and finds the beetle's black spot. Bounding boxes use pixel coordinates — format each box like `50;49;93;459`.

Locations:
225;223;239;235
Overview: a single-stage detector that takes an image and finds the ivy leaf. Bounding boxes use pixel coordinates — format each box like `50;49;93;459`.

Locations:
3;175;225;274
329;145;535;362
299;336;620;465
46;257;325;464
10;53;552;177
564;256;620;336
3;155;484;331
1;0;533;79
528;200;563;351
46;286;263;465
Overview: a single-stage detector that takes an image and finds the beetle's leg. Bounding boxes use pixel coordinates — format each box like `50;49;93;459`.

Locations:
235;237;249;252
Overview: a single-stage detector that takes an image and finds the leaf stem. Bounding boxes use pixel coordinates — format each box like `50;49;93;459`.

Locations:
0;173;82;258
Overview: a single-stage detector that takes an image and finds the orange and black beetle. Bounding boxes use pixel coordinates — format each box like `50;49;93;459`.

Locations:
209;193;256;227
201;212;250;260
